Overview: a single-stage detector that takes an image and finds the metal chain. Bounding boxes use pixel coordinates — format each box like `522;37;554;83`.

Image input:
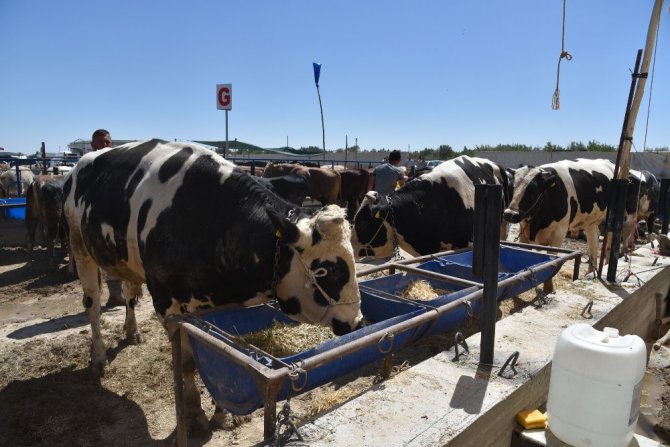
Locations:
270;238;282;300
272;364;305;446
388;198;405;261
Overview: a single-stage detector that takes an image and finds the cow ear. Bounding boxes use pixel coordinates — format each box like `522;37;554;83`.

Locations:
541;173;558;190
267;208;300;244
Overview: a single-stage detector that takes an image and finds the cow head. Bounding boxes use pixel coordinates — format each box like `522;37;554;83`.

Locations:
351;191;395;259
503;166;557;223
269;205;363;336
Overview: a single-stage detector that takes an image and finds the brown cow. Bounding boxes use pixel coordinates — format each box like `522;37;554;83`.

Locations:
339;168;371;218
26;175;68;270
263;162;341;205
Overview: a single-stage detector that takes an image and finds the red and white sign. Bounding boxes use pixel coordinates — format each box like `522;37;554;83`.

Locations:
216;84;232;110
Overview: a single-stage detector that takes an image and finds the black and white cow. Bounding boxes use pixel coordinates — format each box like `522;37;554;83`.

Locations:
503;159;614;291
352;155;510;258
63;139;362;431
623;169;660;248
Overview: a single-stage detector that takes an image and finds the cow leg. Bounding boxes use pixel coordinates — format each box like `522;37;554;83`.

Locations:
584;225;600;274
45;223;58;270
123;282;143;344
80;260;106;376
178;329;209;434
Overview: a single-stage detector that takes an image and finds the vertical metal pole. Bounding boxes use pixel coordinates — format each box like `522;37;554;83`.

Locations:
225;110;229;158
15;163;22;196
316;84;326;160
606;179;629;282
345;135;348;167
169;323;187;447
661;179;670;235
473;184;502;367
40;142;47;175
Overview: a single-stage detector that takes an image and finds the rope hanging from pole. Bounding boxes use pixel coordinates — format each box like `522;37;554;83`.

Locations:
552;0;572;110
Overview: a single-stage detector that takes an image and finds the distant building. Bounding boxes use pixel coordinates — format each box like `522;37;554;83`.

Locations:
67;138;137;156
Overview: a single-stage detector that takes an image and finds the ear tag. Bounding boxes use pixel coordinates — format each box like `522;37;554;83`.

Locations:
276;229;283;239
375;210;381;219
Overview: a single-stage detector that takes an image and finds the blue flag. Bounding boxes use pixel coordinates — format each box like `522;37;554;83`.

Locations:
313;62;321;87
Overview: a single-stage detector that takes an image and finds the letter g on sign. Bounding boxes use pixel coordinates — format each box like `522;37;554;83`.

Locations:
216;84;232;110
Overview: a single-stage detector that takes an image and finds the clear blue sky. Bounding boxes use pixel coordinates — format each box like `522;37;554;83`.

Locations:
1;1;668;154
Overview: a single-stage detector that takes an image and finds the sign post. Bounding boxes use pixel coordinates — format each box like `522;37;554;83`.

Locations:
216;84;232;157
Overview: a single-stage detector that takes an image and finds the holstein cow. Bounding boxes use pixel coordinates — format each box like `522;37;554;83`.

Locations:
503;159;614;292
352;155;510;258
622;169;660;249
25;175;69;270
263;162;341;205
63;139;362;432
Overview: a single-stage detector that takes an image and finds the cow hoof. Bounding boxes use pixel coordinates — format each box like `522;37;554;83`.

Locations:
187;411;210;436
126;331;142;345
89;361;106;379
210;408;251;429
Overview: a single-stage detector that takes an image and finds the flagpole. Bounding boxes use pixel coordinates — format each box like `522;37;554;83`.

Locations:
313;63;326;161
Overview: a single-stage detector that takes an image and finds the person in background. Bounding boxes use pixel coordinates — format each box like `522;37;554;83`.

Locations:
369;149;406;194
87;128;125;307
87;129;112;154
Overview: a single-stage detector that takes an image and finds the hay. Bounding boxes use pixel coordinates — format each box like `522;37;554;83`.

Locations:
401;280;448;301
241;320;335;357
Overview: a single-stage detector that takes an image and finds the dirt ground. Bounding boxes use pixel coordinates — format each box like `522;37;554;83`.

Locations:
1;220;670;447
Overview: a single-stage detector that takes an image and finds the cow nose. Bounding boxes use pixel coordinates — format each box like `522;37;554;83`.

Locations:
503;209;520;223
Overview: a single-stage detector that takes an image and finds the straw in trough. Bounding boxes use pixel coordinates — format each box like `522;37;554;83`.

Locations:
401;280;448;301
241;320;335;357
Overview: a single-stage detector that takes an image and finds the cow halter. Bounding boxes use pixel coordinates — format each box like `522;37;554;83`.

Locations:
359;195;403;260
271;226;360;327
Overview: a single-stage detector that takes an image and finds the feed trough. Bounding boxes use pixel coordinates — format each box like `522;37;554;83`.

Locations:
0;197;26;220
170;242;580;441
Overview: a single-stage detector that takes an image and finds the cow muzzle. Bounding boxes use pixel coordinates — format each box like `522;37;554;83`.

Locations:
503;209;521;224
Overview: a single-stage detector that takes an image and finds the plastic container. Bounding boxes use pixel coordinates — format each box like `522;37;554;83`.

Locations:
547;324;646;447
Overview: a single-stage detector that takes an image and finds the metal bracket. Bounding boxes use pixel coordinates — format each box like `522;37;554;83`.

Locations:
452;332;469;361
273;399;304;447
581;300;594;319
498;351;520;379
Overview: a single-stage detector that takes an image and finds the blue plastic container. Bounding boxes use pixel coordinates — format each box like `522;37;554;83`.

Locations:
0;198;26;220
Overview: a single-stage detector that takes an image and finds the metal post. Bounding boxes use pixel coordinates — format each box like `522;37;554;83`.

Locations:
316;84;326;160
661;179;670;234
606;179;629;282
344;135;348;168
40;142;47;175
225;110;229;158
15;163;22;196
473;184;502;367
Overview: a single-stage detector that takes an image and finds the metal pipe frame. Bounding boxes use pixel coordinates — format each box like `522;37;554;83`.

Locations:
169;246;580;444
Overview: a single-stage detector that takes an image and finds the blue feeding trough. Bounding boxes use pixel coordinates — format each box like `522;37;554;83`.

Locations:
187;293;428;415
420;246;560;300
176;243;579;439
0;198;26;220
